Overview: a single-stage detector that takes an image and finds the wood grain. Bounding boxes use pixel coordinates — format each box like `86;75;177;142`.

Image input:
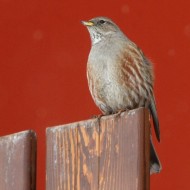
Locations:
99;108;150;190
46;123;78;190
46;119;100;190
77;120;99;190
46;108;150;190
0;130;37;190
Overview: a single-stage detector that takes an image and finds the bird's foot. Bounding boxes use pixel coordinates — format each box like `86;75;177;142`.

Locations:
115;109;129;117
118;109;128;114
91;114;103;120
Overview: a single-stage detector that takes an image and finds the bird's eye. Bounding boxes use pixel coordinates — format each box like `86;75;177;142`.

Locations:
99;20;105;24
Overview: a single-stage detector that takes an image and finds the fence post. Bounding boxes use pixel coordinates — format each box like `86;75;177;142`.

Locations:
0;130;37;190
46;108;150;190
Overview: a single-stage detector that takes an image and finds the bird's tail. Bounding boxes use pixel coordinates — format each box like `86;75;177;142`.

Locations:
150;137;162;174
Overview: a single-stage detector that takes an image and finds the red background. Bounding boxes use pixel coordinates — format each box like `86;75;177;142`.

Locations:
1;0;190;189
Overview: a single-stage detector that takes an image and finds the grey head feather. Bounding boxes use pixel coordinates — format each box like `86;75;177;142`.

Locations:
82;17;126;45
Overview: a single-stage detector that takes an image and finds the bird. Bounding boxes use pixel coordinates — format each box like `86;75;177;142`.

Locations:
82;16;161;174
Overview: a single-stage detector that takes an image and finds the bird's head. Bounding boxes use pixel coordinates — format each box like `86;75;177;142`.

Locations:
82;17;121;45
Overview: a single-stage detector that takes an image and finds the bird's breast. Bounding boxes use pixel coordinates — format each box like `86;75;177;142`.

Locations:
87;52;129;113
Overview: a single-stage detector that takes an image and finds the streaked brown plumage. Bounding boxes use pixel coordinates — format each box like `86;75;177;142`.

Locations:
82;16;161;174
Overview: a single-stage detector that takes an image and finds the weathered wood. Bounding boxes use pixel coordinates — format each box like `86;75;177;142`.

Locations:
46;119;99;190
99;109;150;190
77;120;99;189
46;123;78;190
46;108;150;190
0;130;37;190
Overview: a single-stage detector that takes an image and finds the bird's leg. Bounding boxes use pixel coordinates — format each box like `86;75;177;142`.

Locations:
115;108;129;117
91;114;104;119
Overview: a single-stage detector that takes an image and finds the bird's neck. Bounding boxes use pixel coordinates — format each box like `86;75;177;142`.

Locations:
91;32;104;45
91;31;127;46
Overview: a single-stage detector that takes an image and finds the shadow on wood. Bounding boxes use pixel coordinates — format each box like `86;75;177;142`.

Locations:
0;130;37;190
46;108;150;190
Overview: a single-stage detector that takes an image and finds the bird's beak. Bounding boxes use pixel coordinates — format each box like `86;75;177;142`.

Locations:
81;20;94;26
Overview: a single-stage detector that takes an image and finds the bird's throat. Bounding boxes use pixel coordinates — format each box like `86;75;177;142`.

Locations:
91;32;103;45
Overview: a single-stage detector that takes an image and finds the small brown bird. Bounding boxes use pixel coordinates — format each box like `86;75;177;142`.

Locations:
82;16;161;174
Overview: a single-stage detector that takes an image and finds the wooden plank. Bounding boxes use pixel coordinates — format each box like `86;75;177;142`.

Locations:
46;123;78;190
144;110;150;190
0;130;37;190
99;108;150;190
77;119;99;190
46;108;150;190
46;119;99;190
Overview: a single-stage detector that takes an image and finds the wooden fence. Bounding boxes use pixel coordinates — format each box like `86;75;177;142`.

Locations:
0;108;150;190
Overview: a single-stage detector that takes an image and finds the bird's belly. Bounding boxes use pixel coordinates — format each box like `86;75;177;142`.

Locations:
89;75;135;114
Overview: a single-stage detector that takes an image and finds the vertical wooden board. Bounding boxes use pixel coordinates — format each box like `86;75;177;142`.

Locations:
77;119;99;190
0;130;37;190
46;124;78;190
98;113;120;190
99;108;150;190
46;119;100;190
144;109;150;190
46;108;150;190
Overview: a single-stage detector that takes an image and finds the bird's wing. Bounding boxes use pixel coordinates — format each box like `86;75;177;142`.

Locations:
134;42;160;142
125;42;160;142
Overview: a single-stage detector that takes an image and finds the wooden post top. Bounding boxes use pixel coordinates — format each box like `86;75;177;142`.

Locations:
46;108;150;190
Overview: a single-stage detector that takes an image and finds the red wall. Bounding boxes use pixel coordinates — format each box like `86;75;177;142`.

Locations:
1;0;190;189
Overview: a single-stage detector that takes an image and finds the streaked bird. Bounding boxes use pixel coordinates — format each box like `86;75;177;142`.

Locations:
82;16;161;174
